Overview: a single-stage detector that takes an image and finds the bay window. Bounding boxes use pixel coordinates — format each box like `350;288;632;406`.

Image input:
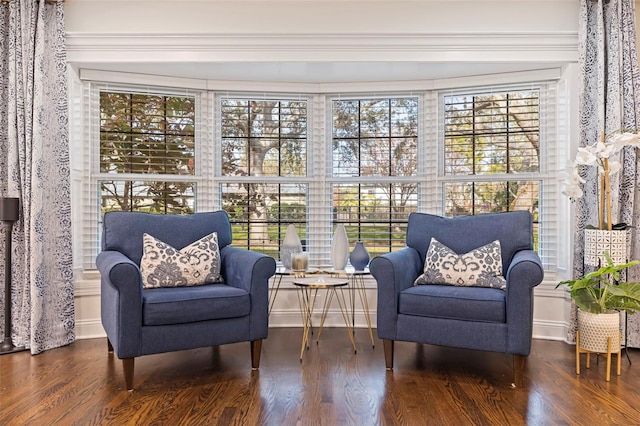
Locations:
83;80;558;270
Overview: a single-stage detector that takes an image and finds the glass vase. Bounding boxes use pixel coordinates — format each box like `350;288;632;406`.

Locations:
349;241;370;271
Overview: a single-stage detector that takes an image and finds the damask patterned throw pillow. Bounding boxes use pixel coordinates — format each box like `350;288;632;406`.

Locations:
140;232;223;289
413;237;506;289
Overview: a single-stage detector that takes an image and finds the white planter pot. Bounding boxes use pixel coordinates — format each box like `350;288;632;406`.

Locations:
577;309;621;353
584;229;627;267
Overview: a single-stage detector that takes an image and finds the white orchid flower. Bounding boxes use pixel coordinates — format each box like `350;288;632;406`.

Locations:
608;160;621;175
609;132;640;155
610;131;640;146
562;184;583;200
574;147;599;166
570;170;586;184
563;129;640;223
559;163;586;202
595;141;616;158
560;165;585;184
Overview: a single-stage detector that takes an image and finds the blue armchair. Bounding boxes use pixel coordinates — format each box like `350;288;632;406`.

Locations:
369;211;543;386
96;211;276;390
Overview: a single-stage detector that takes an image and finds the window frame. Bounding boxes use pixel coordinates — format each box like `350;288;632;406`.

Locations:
213;93;320;262
80;80;561;272
434;83;558;262
84;83;209;269
328;95;422;257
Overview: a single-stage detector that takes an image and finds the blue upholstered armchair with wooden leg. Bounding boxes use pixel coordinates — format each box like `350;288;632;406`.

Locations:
96;211;276;390
369;211;544;387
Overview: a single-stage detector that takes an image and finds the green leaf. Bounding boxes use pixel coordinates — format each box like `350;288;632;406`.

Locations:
557;251;640;314
572;288;605;314
612;222;635;230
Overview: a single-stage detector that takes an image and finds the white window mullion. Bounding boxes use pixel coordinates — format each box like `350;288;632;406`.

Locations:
539;82;560;272
197;90;215;212
423;90;440;214
212;93;223;209
83;82;101;269
308;94;331;266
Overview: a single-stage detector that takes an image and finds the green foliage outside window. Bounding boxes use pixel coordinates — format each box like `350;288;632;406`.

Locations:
99;91;196;215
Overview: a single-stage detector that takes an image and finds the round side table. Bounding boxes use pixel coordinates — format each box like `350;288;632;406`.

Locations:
292;276;355;360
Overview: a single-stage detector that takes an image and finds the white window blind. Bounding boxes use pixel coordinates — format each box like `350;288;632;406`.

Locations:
79;79;561;272
330;96;420;258
215;94;313;260
433;83;559;270
81;82;206;268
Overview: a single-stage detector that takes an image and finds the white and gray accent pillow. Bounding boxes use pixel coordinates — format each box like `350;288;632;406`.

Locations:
141;232;223;288
414;237;506;289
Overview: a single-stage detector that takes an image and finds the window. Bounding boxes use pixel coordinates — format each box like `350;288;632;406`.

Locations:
99;91;196;215
219;98;308;254
332;98;419;256
441;89;542;247
82;78;559;271
80;86;203;268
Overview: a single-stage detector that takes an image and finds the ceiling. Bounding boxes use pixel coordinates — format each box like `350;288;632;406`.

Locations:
76;61;568;83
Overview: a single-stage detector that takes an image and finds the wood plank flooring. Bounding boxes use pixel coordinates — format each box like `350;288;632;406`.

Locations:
2;328;640;425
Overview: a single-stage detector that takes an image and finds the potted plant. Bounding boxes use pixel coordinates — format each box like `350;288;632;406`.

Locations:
561;130;640;266
557;252;640;354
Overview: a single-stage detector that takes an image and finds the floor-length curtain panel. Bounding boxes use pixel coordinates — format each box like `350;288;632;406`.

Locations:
0;0;74;353
574;0;640;346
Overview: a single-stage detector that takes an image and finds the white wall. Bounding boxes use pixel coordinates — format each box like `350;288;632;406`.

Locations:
65;0;581;341
66;0;577;35
65;0;579;64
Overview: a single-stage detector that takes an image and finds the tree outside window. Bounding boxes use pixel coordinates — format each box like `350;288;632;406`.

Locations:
332;98;419;255
99;91;196;215
443;90;541;247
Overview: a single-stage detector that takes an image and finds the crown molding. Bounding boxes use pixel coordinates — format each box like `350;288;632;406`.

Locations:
79;67;564;94
66;31;578;63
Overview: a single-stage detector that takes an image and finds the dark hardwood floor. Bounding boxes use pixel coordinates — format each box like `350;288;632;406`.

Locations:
1;328;640;425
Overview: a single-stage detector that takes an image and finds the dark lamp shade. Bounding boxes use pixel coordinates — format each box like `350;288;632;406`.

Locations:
0;197;20;222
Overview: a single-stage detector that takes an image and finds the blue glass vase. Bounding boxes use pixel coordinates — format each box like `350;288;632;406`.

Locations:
349;241;370;271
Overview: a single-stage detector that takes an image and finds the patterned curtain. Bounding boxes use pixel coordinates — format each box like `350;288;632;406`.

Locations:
574;0;640;347
0;0;74;353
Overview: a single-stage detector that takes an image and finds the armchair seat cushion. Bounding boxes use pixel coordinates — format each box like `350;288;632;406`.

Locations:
398;285;506;323
142;284;250;326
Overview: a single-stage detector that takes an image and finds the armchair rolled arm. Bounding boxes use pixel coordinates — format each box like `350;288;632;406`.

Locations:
220;246;276;293
506;250;544;289
96;250;143;358
505;249;544;355
220;246;276;341
369;247;423;340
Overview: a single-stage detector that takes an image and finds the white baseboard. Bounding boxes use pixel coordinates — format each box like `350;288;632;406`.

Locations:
75;319;106;340
533;319;568;342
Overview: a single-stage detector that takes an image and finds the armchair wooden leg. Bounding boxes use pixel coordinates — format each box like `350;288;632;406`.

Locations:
107;338;113;353
513;354;526;388
383;339;394;370
251;339;262;370
122;358;135;391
